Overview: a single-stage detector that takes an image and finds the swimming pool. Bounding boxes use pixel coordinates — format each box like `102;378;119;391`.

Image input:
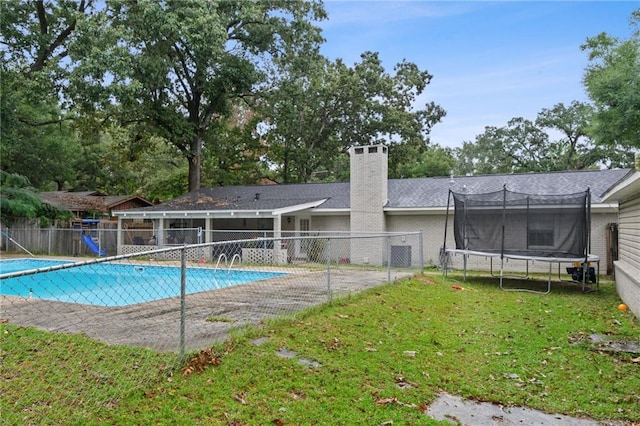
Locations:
0;258;285;307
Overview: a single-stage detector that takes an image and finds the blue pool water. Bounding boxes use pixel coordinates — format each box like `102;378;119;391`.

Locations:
0;258;285;307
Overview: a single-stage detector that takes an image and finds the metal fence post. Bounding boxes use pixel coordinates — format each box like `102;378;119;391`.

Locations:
326;238;332;304
180;246;187;359
419;229;424;270
387;236;391;282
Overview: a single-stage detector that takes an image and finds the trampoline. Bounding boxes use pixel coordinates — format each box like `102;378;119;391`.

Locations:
442;186;598;294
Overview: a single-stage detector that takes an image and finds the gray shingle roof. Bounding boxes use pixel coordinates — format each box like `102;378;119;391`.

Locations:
125;169;630;213
387;168;631;208
136;182;349;212
41;191;153;212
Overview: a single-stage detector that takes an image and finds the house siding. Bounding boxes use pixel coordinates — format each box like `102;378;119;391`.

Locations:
384;211;615;275
310;216;351;262
614;192;640;318
618;195;640;268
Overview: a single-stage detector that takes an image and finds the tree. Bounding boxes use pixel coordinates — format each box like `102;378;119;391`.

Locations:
535;102;595;170
70;0;326;192
0;0;95;77
201;106;271;187
582;9;640;154
396;145;455;178
0;171;72;224
455;118;553;175
1;0;106;190
262;51;445;183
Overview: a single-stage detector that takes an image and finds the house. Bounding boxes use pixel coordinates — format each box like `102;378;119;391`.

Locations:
113;145;629;273
40;191;154;220
601;160;640;318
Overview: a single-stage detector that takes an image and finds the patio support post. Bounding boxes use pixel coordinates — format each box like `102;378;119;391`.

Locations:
273;214;283;263
116;217;123;255
157;219;164;249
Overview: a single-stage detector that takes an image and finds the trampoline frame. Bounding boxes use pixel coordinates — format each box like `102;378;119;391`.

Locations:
442;249;599;294
442;186;596;294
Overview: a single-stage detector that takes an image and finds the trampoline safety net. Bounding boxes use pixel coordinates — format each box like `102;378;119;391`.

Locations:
449;188;590;259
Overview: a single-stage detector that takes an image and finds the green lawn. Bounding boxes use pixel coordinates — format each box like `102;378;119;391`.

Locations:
2;272;638;425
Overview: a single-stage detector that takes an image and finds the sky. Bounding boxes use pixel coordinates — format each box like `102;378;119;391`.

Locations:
318;1;639;148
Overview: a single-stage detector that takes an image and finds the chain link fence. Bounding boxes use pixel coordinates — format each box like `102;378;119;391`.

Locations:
1;232;422;424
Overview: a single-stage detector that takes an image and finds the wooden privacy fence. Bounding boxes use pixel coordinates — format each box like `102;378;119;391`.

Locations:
1;219;118;257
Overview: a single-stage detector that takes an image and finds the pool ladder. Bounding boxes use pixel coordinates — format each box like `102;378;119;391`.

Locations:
213;253;241;274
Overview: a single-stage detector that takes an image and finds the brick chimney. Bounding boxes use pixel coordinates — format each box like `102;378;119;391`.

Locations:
349;144;388;264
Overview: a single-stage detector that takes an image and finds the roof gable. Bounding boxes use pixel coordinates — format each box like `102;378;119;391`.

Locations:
40;191;153;214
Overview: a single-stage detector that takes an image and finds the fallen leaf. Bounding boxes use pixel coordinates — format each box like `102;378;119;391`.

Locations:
232;392;247;405
290;390;306;399
376;396;400;406
374;395;417;408
328;337;340;351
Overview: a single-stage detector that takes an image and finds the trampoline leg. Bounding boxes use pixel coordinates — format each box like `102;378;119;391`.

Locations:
463;254;467;282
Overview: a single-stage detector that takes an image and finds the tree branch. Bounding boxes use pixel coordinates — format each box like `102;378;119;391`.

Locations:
171;43;194;105
18;116;74;127
36;0;48;34
29;0;86;74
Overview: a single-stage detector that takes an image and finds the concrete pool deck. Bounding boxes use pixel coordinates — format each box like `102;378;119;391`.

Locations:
1;266;414;352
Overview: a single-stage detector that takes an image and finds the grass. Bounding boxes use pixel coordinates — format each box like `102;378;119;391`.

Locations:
2;272;638;425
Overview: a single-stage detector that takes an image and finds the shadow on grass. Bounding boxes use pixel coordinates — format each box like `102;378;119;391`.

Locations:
439;270;608;296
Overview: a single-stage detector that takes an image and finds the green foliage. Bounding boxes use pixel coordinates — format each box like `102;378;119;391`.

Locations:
0;1;100;191
582;9;640;152
0;171;72;222
455;117;553;175
263;51;446;183
201;109;271;187
0;96;81;190
2;2;637;193
69;0;327;191
395;144;455;178
454;100;631;175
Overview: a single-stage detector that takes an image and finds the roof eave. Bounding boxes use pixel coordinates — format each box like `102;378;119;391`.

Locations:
601;171;640;202
114;210;273;219
113;199;329;219
271;199;328;215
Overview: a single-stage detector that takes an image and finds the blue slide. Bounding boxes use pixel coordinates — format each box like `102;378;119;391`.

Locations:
81;233;106;256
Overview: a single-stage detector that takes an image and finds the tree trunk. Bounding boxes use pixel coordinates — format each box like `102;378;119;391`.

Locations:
188;134;202;191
